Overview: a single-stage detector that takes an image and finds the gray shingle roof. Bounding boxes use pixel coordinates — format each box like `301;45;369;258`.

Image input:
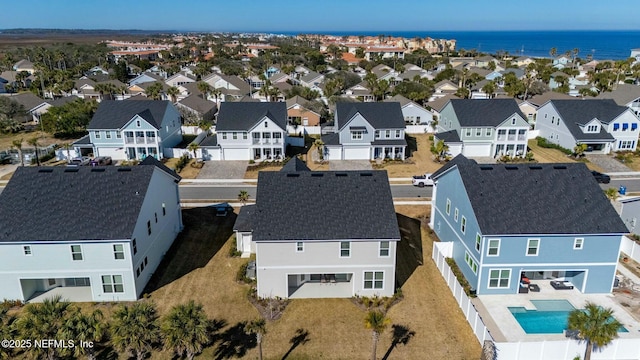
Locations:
549;99;627;142
88;100;172;130
597;84;640;106
233;205;256;232
435;130;461;143
251;170;400;241
178;94;217;114
528;91;575;107
0;162;178;242
280;157;310;172
216;102;287;131
139;155;181;180
7;92;44;111
448;99;527;127
321;132;340;145
199;134;219;147
336;102;405;130
431;155;628;235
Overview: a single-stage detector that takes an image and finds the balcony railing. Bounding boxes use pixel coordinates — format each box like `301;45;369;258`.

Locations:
125;137;135;144
147;137;156;144
507;135;516;141
252;139;260;144
136;137;145;144
497;135;506;141
517;135;526;141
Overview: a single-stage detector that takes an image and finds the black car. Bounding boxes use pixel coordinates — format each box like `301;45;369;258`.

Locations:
591;171;611;184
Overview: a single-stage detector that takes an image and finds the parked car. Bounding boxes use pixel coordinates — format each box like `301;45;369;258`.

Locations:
591;170;611;184
0;152;11;165
90;156;112;166
67;156;91;166
412;173;434;187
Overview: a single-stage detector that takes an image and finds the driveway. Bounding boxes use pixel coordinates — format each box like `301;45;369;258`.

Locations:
585;154;632;173
329;160;372;171
197;161;248;179
0;164;18;179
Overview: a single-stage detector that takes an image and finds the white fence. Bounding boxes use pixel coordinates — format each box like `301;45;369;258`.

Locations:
181;126;205;135
620;236;640;263
287;125;321;136
406;124;435;134
432;242;493;344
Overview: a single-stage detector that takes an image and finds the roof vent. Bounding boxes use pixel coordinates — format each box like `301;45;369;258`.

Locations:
360;172;373;177
529;165;543;170
505;166;518;170
38;168;53;173
64;168;79;173
91;168;106;172
286;173;300;177
311;173;324;177
117;167;132;172
335;173;348;177
480;166;493;170
553;165;567;170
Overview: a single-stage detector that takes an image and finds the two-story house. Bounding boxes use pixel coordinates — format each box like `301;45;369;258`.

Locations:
0;157;183;302
429;155;628;295
535;99;640;154
435;99;529;158
322;102;407;160
233;165;400;298
598;84;640;117
215;102;287;161
384;94;434;126
73;100;183;160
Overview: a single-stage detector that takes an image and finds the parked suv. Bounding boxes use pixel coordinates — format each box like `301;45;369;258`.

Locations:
0;151;11;164
67;156;91;166
591;170;611;184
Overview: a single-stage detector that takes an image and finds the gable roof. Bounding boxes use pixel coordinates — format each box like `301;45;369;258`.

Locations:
447;99;527;127
597;84;640;106
177;94;217;114
216;102;287;131
139;155;182;180
280;157;311;172
300;71;323;84
432;155;628;235
0;162;179;242
547;99;627;141
5;92;44;111
252;170;400;241
47;95;81;107
529;91;575;107
336;102;405;130
88;100;172;130
426;94;460;112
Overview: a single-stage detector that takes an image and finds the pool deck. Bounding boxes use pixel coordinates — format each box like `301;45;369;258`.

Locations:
471;280;640;342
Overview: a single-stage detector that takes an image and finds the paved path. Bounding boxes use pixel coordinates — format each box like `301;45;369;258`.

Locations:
328;160;372;171
586;154;632;173
197;161;247;179
0;164;17;179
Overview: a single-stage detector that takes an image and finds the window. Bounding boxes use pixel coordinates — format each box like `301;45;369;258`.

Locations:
633;124;638;131
446;199;451;215
112;244;125;260
340;242;350;257
106;131;112;139
464;252;478;274
136;120;141;127
619;140;636;150
488;269;511;288
144;256;148;266
136;268;141;277
94;131;101;139
511;118;516;125
147;220;151;235
243;133;248;139
23;245;32;256
48;279;56;286
364;271;384;289
296;242;304;252
454;208;459;222
623;123;629;131
461;216;467;234
485;128;492;136
385;130;390;138
162;203;166;216
132;239;137;255
613;123;620;131
101;275;124;293
574;238;584;250
155;212;158;223
526;239;539;256
586;125;598;132
395;130;401;138
379;241;390;257
232;132;237;139
222;133;227;140
351;131;363;140
71;245;83;261
487;239;500;256
375;130;380;138
475;234;481;252
264;121;268;128
465;128;472;137
116;132;122;139
476;128;481;136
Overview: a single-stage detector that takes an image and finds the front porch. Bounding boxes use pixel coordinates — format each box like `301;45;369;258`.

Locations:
252;147;284;161
21;277;93;303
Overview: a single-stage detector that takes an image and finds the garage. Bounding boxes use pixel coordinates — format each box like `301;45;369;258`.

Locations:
223;148;250;160
324;146;342;161
463;143;491;157
96;147;126;160
343;146;371;160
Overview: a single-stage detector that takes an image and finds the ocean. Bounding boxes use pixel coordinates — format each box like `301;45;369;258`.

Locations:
280;30;640;60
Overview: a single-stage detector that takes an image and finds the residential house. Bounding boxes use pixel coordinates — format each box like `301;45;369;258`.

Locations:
384;94;433;126
474;56;498;68
202;73;251;101
552;55;573;69
517;91;575;124
535;99;640;153
2;92;45;122
429;154;628;295
345;82;374;102
426;94;459;121
176;94;217;122
322;102;407;160
129;72;165;86
165;72;196;88
233;167;400;298
13;59;35;74
364;46;405;61
299;71;324;89
435;99;529;158
74;100;182;160
430;80;459;101
214;102;287;161
0;70;34;90
0;158;183;302
598;84;640;117
286;96;321;127
613;196;640;235
30;96;81;123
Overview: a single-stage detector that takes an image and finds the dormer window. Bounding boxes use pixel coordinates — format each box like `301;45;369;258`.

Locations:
586;125;599;133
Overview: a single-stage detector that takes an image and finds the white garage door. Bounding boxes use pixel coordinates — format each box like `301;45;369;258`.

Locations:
325;146;342;161
97;147;126;160
463;143;491;157
223;148;249;160
343;147;370;160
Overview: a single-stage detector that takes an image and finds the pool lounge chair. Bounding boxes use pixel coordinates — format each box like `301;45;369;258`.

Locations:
550;280;574;290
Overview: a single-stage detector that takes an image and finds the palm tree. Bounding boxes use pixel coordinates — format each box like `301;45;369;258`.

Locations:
63;142;72;162
481;81;496;99
549;47;558;58
567;302;621;360
238;190;249;206
604;188;619;201
196;81;212;100
111;302;160;360
364;310;390;360
187;142;200;159
27;136;40;166
0;309;16;360
161;301;211;360
166;86;180;103
145;82;164;100
11;138;24;166
61;308;105;360
245;318;267;360
314;139;324;161
16;295;73;360
430;139;449;163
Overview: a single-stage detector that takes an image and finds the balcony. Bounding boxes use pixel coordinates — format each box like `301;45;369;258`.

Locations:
252;138;260;145
146;137;156;144
507;135;516;141
497;135;506;141
517;135;527;141
125;137;135;144
136;137;145;144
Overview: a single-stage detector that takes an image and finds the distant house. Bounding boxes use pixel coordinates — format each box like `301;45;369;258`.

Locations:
286;96;321;127
322;102;407;160
233;167;400;298
0;158;183;302
535;99;640;154
2;92;45;122
517;91;575;124
74;100;182;160
176;94;217;122
598;84;640;117
298;71;325;89
214;102;287;161
165;72;196;88
345;82;374;102
435;99;529;158
431;80;459;101
202;73;251;101
384;94;433;126
429;155;628;295
13;59;35;74
129;72;165;86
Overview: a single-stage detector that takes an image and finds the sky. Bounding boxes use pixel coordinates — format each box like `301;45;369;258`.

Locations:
2;0;639;32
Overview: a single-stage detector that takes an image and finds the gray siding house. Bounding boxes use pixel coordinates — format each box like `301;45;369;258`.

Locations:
0;158;183;302
233;163;400;299
436;99;529;158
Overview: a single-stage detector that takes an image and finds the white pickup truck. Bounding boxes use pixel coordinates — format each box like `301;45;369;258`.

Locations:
412;173;434;187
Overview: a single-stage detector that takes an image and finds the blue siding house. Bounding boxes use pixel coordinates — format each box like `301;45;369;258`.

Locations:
429;155;628;295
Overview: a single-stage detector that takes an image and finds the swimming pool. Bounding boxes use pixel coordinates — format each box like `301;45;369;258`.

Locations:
509;300;628;334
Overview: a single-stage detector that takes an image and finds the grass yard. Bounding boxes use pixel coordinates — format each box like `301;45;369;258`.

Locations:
163;158;202;179
0;130;66;150
527;139;605;172
373;134;445;177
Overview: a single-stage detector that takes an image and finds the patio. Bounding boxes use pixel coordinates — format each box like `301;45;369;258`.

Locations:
27;286;93;303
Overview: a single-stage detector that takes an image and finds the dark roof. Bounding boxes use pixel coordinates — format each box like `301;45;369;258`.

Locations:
251;170;400;241
431;155;628;235
7;92;44;110
177;94;217;114
435;130;461;143
233;205;256;232
371;139;408;146
139;156;181;181
528;91;575;107
199;134;219;147
597;84;640;105
448;99;527;127
88;100;172;130
336;102;405;130
549;99;626;142
47;95;80;107
0;163;176;242
321;132;340;145
72;134;92;145
280;157;311;172
216;102;287;131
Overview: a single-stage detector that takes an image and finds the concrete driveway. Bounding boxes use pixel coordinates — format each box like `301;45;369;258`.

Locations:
585;154;632;173
197;161;248;179
329;160;372;171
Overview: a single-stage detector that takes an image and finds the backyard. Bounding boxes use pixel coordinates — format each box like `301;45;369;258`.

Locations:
527;139;605;172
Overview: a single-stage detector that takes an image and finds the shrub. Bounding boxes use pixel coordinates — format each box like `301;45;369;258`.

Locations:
174;154;190;173
535;137;572;155
236;261;253;283
445;257;476;297
615;151;634;164
1;299;23;310
228;236;241;257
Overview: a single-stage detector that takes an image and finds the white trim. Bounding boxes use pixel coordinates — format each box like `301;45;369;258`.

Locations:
363;270;385;290
433;206;477;258
446;198;451;215
258;264;396;270
296;241;304;253
378;241;390;257
461;216;467;234
526;238;540;256
480;261;617;267
23;245;32;256
487;238;500;257
5;267;133;275
454;208;459;222
487;268;511;289
475;233;481;252
70;244;84;261
339;241;351;258
574;237;584;250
